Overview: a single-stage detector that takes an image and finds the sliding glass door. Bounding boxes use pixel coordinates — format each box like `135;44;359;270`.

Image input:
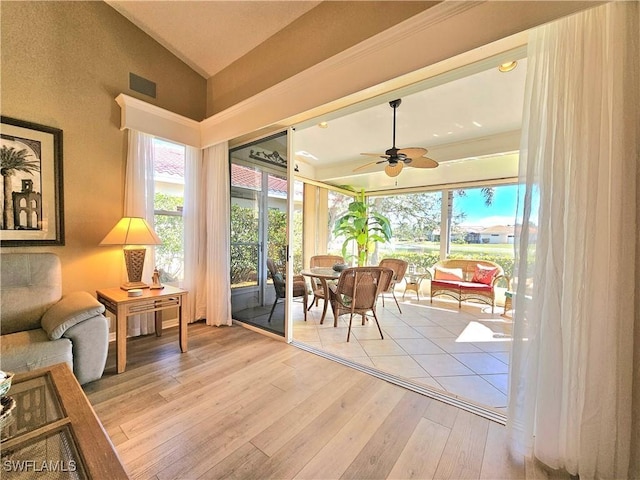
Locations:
229;132;289;336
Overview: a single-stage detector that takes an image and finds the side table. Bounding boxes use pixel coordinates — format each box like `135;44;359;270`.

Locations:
403;271;428;301
96;286;188;373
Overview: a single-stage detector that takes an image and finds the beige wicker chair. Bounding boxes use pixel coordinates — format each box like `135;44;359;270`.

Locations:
307;255;344;313
266;258;307;322
329;267;393;342
378;258;408;313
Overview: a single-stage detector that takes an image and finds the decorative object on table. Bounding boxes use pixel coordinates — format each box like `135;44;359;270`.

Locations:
150;267;164;290
353;99;438;178
333;189;392;266
0;371;16;430
99;216;162;290
0;116;64;246
127;288;143;297
0;371;14;398
0;394;16;429
332;263;348;272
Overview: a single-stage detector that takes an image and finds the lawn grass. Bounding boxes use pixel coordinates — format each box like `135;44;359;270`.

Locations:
388;241;514;257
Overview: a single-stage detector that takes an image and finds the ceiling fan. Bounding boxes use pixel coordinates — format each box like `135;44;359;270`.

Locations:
354;98;438;177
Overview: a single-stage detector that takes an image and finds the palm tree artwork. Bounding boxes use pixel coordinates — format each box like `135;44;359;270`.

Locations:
1;145;40;230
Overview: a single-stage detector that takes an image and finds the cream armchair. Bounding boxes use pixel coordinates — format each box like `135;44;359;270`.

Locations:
1;253;109;385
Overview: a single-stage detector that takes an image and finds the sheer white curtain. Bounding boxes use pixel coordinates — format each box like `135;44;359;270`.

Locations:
508;3;639;479
124;129;157;336
183;142;232;326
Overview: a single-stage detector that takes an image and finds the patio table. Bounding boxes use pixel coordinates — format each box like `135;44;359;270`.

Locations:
301;267;341;326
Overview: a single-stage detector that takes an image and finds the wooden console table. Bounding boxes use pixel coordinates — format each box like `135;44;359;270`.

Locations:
96;286;188;373
0;363;128;479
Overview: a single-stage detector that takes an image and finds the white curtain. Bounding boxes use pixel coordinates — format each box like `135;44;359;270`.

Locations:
508;3;639;479
123;129;157;336
183;142;232;326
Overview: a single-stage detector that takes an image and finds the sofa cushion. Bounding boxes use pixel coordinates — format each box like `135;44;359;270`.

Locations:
434;267;464;281
458;281;493;292
41;291;106;340
0;328;73;373
1;253;62;335
471;264;499;285
431;279;463;289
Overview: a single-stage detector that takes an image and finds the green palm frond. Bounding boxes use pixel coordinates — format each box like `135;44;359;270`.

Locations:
0;146;40;176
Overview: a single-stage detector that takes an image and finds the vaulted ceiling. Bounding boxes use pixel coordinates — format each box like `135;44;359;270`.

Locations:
106;1;526;192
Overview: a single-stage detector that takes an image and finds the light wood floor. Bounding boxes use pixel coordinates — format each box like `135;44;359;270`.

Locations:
84;322;565;480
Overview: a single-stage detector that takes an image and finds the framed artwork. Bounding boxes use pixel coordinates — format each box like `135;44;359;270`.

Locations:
0;117;64;246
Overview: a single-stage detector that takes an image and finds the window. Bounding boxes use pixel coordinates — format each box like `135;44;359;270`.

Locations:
447;184;518;278
152;138;185;285
372;191;442;268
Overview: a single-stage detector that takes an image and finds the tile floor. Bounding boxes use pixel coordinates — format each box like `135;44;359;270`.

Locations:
291;291;512;409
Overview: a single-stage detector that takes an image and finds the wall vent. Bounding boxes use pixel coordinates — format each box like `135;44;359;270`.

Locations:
129;73;156;98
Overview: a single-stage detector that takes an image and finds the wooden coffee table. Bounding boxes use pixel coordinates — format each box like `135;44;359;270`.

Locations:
0;363;128;479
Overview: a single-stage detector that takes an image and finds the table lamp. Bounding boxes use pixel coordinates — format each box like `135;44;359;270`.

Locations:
99;217;162;290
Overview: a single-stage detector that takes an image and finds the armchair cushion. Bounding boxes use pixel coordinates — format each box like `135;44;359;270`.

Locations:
1;329;73;373
41;291;106;340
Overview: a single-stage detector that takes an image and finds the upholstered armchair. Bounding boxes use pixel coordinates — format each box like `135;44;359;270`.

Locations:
1;253;109;385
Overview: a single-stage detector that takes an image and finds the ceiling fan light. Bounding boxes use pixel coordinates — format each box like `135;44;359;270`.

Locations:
384;162;404;177
498;61;517;73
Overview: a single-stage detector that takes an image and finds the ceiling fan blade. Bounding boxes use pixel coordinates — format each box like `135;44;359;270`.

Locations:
398;147;428;159
406;156;439;169
353;160;382;172
360;152;389;158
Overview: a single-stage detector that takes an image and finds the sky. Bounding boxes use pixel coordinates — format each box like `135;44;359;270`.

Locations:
455;184;520;227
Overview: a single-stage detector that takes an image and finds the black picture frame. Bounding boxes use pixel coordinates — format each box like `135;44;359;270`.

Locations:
0;116;64;246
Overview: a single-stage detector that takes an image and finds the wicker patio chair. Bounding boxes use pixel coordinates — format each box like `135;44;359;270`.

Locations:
307;255;344;312
329;266;393;342
378;258;408;313
266;258;307;322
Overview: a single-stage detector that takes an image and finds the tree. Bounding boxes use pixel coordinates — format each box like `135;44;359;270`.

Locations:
377;192;441;241
333;189;392;266
1;145;39;230
154;193;184;282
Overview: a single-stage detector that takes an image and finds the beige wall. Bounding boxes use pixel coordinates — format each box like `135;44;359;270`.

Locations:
0;1;206;295
206;1;438;116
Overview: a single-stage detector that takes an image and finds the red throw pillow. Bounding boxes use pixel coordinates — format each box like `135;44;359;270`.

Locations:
471;265;499;285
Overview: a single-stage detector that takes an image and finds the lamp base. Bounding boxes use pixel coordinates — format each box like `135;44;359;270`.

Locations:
120;281;150;291
122;248;148;291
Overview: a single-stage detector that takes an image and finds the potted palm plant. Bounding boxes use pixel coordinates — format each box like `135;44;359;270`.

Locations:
333;189;392;267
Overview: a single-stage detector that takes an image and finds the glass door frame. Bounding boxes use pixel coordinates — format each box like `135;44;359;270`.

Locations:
229;130;293;339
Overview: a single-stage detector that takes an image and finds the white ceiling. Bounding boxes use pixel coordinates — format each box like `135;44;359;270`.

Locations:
106;0;321;78
106;1;527;192
294;57;527;192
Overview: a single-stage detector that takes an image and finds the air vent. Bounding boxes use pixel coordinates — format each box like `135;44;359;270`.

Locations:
129;73;156;98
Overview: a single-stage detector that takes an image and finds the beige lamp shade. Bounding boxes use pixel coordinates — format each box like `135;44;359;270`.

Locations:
100;217;162;290
99;217;162;246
